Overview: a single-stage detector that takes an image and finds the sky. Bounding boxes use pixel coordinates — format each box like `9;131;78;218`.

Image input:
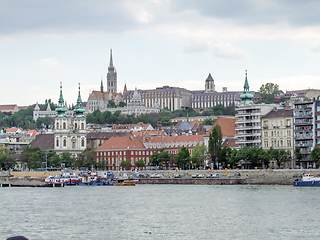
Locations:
1;0;320;106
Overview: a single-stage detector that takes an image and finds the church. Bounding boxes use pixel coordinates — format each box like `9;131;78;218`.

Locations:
86;49;123;113
54;83;87;158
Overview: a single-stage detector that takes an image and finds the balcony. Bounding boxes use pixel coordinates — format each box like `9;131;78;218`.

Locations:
295;134;313;139
295;120;313;125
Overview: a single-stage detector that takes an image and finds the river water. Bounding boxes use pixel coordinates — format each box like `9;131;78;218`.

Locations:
1;184;320;240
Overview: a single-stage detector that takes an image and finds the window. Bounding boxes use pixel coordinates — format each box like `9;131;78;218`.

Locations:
317;106;320;111
63;122;66;129
271;131;273;137
75;123;78;129
81;139;85;147
280;140;283;147
280;121;283;126
287;140;291;147
56;122;59;129
81;123;84;130
63;138;67;147
56;139;59;147
264;141;268;148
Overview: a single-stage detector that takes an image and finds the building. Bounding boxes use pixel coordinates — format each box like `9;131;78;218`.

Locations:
0;105;20;114
95;135;149;170
261;108;294;168
20;130;41;143
86;50;123;113
235;71;281;147
124;85;193;111
103;87;160;116
54;83;87;158
293;100;315;168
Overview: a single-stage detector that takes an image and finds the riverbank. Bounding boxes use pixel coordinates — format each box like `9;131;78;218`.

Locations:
1;169;318;186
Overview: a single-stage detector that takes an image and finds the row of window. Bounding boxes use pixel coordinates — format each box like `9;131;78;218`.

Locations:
56;122;85;130
263;140;292;148
264;130;291;137
56;138;85;147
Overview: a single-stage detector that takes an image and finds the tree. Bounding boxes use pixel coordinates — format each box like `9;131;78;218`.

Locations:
0;148;16;170
311;146;320;165
203;118;215;125
159;151;171;169
75;149;95;169
259;83;279;95
118;102;126;107
150;152;161;166
190;144;206;169
295;147;303;167
208;124;223;169
135;159;145;168
61;152;73;168
120;160;132;170
107;100;116;108
176;146;190;170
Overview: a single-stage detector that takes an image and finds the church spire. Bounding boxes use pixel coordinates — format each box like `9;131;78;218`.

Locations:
56;82;67;117
109;49;114;69
74;83;86;117
100;76;104;93
239;70;254;105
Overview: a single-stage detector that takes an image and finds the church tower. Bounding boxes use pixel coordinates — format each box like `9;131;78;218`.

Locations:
54;83;87;158
205;73;215;93
107;49;117;93
239;70;254;105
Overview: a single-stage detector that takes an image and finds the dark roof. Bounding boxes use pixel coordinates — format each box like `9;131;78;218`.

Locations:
261;109;293;119
29;134;54;151
87;132;132;140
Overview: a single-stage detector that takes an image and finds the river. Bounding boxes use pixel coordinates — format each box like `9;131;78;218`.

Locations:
1;184;319;239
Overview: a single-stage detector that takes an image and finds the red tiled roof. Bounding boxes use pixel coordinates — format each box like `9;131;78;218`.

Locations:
21;130;40;138
0;105;17;111
222;138;238;148
96;136;145;150
5;127;23;133
207;117;236;137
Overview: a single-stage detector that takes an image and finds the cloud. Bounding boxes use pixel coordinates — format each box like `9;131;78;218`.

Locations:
40;58;59;66
183;39;248;59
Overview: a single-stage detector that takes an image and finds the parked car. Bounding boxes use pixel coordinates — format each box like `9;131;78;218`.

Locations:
156;174;163;178
206;173;212;178
192;173;199;178
211;173;220;178
197;174;205;178
150;174;157;178
174;174;181;178
139;173;149;178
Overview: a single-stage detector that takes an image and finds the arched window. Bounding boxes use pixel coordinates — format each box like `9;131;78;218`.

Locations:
56;122;59;129
63;122;66;129
81;139;85;147
75;123;78;129
81;123;84;130
56;139;59;147
63;138;67;147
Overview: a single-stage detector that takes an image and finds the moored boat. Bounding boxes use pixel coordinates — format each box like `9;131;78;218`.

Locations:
293;173;320;187
114;178;136;186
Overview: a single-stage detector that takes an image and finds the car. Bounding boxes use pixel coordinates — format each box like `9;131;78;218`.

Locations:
211;173;220;178
197;174;204;178
192;173;199;178
150;174;157;178
174;174;181;178
206;174;212;178
139;173;149;178
234;172;241;177
156;174;163;178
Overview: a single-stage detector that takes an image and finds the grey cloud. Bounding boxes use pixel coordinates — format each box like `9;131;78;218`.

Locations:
170;0;320;27
0;0;141;35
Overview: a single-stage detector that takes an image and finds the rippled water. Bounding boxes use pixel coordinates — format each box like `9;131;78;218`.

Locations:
1;185;320;240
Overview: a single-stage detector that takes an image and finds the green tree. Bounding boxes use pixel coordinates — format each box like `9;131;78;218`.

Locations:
176;146;190;170
118;102;126;107
107;100;117;108
135;159;145;168
120;160;132;170
259;83;279;95
61;152;73;168
75;149;95;169
159;151;171;169
0;148;16;170
150;152;161;166
203;118;215;125
208;124;223;169
311;146;320;165
190;144;206;169
295;147;303;167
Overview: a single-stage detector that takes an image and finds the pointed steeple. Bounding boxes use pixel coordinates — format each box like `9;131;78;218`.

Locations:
239;70;254;105
34;102;40;111
205;73;215;93
74;83;86;117
56;82;67;117
46;102;52;111
109;49;114;70
100;76;104;93
123;83;127;95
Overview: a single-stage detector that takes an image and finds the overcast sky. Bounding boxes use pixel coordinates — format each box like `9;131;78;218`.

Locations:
1;0;320;106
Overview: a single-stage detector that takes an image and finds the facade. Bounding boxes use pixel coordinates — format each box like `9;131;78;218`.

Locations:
124;85;193;111
54;83;87;158
315;100;320;148
104;87;160;116
0;105;20;114
261;108;294;168
293;100;315;168
235;71;281;147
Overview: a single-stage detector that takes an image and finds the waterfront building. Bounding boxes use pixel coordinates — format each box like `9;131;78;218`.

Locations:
54;83;87;158
20;130;41;143
235;71;281;148
87;132;132;149
314;99;320;149
95;135;150;170
261;108;294;168
293;100;316;168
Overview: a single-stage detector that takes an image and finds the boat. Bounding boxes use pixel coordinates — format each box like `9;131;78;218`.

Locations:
293;173;320;187
114;178;136;186
77;171;113;186
45;174;79;185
